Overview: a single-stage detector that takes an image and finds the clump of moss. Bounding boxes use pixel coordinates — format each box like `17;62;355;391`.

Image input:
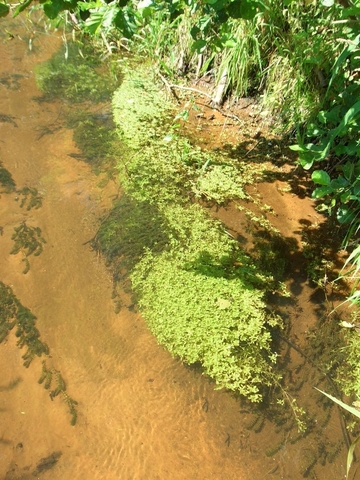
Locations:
108;65;283;402
32;451;62;477
92;194;170;275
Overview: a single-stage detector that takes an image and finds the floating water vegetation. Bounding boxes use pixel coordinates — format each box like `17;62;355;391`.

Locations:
35;40;122;104
0;282;78;425
0;73;24;91
105;65;286;403
10;222;46;274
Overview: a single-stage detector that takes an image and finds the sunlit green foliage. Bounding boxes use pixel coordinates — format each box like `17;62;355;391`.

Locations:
132;247;280;401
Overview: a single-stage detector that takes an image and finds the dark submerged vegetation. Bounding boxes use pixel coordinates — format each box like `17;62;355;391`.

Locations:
0;282;78;424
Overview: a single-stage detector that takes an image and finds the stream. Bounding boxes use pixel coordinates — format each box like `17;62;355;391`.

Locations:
0;15;352;480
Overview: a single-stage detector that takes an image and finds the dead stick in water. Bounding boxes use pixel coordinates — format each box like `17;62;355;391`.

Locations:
157;72;242;123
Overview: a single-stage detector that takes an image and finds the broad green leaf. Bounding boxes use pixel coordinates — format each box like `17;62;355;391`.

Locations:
101;4;119;29
330;177;348;189
228;0;259;19
299;152;315;170
341;7;360;19
43;0;67;20
0;2;9;17
312;170;330;186
312;186;332;198
289;144;308;152
84;11;104;35
192;39;207;53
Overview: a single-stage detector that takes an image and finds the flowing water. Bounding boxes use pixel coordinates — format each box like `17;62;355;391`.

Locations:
0;15;353;480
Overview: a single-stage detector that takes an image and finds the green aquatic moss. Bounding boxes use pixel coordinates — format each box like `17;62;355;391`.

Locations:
17;186;42;210
108;65;282;401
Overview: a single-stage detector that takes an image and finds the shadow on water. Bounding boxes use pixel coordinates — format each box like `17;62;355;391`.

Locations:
0;377;22;392
89;195;171;311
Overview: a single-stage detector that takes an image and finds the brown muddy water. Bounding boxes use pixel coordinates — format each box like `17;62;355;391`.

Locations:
0;15;354;480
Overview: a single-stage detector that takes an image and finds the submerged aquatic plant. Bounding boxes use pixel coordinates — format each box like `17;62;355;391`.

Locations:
0;282;78;425
35;40;121;104
0;282;49;366
17;186;43;210
0;159;16;192
10;222;46;274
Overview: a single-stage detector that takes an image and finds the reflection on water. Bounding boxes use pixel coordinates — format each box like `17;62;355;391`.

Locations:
0;15;351;480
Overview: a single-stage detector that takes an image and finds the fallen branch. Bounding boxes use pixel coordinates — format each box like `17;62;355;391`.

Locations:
157;72;242;123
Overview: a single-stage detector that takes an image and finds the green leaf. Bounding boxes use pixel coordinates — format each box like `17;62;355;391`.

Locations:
337;206;355;224
192;39;207;53
315;387;360;419
84;11;104;35
315;388;360;478
299;152;316;170
312;186;332;199
312;170;330;186
227;0;259;19
330;177;348;189
43;0;66;20
13;0;33;17
0;2;9;17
